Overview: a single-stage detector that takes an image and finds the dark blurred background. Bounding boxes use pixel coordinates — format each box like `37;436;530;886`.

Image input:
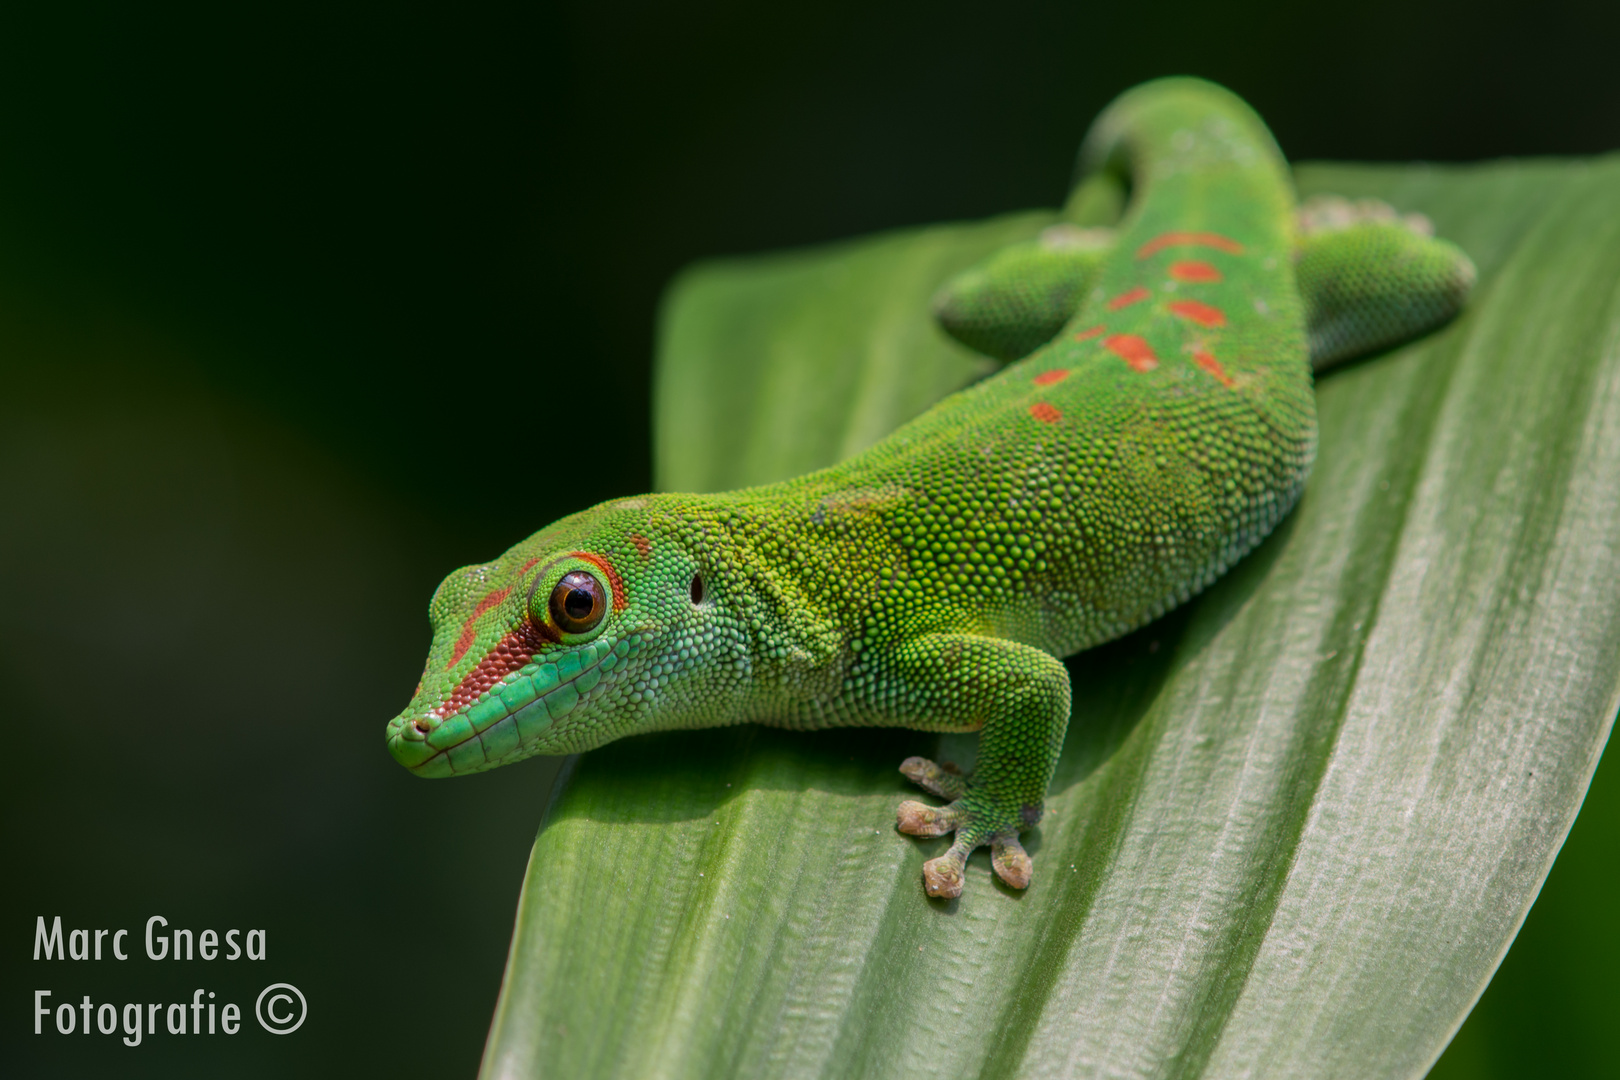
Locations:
2;2;1615;1076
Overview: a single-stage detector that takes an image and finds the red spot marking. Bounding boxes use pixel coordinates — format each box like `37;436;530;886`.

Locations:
1168;260;1222;282
1136;232;1245;259
1193;350;1236;388
1073;325;1107;341
1169;300;1227;327
1029;402;1062;424
518;556;541;575
437;619;556;718
629;533;652;559
571;551;627;611
1104;333;1159;372
448;587;513;669
1107;286;1152;310
1033;369;1069;386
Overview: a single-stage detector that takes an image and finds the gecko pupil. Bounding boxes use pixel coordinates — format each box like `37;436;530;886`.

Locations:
549;571;605;633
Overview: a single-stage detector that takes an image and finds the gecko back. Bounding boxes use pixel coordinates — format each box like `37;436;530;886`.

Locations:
829;77;1317;657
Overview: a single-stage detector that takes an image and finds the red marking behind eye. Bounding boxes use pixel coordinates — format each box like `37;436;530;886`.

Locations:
448;587;513;668
1169;300;1227;327
1029;402;1062;424
1107;286;1151;310
1104;333;1159;372
1169;260;1222;282
1136;232;1245;259
519;556;541;575
436;619;555;718
1073;325;1107;341
1193;350;1236;387
629;533;652;559
571;551;627;610
1033;369;1069;386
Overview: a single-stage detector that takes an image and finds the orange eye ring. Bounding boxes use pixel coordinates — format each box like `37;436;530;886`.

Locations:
548;571;606;635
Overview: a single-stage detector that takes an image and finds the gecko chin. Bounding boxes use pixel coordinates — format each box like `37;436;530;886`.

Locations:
385;631;643;776
386;700;560;777
383;709;524;777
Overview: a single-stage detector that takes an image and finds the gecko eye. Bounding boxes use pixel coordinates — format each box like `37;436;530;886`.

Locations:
548;571;606;634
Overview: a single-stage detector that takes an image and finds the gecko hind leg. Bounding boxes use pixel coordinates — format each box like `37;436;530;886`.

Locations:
1296;194;1477;372
931;225;1113;363
932;192;1475;371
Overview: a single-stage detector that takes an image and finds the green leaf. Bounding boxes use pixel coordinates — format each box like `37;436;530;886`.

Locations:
481;158;1620;1079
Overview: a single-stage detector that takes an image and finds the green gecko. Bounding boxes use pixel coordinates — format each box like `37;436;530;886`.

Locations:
386;78;1474;898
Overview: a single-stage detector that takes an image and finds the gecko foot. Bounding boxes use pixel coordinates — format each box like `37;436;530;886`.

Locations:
896;756;1040;898
1297;193;1434;238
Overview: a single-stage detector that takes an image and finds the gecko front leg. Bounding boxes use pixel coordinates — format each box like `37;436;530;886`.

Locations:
871;633;1071;897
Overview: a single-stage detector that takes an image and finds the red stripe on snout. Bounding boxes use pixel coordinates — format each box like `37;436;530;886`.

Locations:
448;587;512;668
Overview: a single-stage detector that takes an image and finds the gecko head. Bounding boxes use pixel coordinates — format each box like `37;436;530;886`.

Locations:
385;494;752;777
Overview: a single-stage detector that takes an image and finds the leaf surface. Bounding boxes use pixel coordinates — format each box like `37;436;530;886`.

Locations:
482;158;1620;1080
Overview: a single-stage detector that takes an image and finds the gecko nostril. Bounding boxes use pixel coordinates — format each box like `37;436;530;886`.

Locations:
414;719;431;733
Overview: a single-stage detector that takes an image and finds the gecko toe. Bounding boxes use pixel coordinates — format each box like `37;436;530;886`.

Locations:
922;844;970;899
899;755;968;799
897;799;961;837
991;833;1033;890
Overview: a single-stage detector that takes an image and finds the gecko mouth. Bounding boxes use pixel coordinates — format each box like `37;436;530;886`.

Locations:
386;636;628;776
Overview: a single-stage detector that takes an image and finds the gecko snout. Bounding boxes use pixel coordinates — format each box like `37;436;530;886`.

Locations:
386;711;453;776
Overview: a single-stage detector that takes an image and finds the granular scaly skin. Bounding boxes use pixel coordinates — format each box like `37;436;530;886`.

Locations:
385;78;1473;898
934;191;1476;372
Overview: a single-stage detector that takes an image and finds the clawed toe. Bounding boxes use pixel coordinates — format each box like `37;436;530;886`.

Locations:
922;845;969;898
991;833;1032;890
896;799;961;837
899;756;967;799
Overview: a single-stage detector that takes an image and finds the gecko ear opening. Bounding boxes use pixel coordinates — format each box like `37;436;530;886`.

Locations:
689;574;705;605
